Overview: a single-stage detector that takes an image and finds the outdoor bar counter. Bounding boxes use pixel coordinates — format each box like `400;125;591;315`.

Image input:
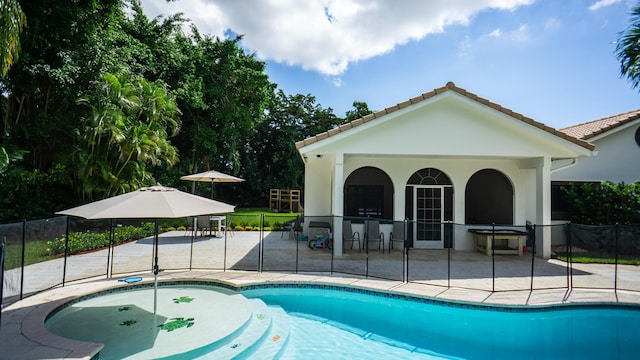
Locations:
468;228;528;256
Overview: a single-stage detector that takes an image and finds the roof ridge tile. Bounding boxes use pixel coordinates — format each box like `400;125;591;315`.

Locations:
296;81;595;151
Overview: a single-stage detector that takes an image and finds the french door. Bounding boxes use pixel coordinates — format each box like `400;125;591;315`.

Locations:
413;186;444;249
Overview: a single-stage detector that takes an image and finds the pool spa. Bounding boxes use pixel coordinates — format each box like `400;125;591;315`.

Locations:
44;281;640;359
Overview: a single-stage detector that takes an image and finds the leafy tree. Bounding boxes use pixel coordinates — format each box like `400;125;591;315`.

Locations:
616;2;640;90
345;101;373;122
0;0;26;76
1;0;125;171
244;90;343;205
73;72;180;200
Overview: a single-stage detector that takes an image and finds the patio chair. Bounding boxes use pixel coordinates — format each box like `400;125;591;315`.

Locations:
389;221;406;251
342;220;361;252
365;220;384;253
282;215;303;240
184;217;196;237
196;215;211;237
221;213;234;237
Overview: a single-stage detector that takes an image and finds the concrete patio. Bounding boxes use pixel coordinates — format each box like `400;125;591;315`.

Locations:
2;230;640;359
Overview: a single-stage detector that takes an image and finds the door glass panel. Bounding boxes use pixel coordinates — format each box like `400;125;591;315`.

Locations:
415;187;443;247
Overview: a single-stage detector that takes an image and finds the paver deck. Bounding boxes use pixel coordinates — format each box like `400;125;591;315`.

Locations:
2;231;640;359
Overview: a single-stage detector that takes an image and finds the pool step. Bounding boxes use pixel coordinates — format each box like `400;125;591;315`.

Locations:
243;306;291;359
194;299;290;359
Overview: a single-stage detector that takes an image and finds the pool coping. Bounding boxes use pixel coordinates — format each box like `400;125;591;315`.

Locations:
3;270;640;360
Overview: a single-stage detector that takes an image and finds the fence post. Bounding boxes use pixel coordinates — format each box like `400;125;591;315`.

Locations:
1;236;5;330
447;221;451;289
405;219;410;283
565;222;572;290
404;219;408;283
295;220;299;273
529;224;536;292
259;214;264;272
491;222;495;293
223;218;228;271
62;216;70;286
365;216;370;278
614;223;619;292
108;219;115;279
20;219;25;300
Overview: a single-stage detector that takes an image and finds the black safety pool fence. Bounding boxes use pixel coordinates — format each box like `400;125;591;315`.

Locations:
2;215;639;308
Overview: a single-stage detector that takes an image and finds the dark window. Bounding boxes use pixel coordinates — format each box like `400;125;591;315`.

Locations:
344;166;393;220
635;127;640;147
345;185;383;218
465;169;513;225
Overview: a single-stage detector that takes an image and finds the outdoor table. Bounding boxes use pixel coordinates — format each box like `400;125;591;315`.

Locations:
468;228;527;256
209;215;226;237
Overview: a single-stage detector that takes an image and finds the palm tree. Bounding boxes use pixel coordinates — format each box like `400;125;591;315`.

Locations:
1;0;27;76
616;3;640;90
0;0;26;171
75;73;180;199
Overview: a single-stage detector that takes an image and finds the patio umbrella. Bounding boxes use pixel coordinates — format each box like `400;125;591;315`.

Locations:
180;170;245;198
56;184;235;313
57;184;235;219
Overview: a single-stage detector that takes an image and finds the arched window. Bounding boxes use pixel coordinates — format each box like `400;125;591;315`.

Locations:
408;168;452;185
465;169;513;225
344;167;393;220
405;168;454;248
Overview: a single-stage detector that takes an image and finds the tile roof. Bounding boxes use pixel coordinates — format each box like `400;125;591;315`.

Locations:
295;81;594;151
559;109;640;140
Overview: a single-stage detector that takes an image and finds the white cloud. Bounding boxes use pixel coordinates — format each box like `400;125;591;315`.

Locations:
139;0;534;76
489;28;502;37
588;0;622;11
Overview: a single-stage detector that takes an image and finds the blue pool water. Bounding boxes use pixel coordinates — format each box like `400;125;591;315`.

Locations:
242;287;640;359
44;282;640;359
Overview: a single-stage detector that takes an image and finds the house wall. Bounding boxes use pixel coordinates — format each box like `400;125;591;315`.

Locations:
299;91;591;258
552;123;640;183
340;156;533;250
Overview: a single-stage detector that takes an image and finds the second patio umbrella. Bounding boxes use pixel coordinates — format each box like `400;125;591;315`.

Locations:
180;170;245;198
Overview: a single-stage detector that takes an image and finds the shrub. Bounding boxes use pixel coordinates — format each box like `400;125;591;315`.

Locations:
563;182;640;225
46;222;155;256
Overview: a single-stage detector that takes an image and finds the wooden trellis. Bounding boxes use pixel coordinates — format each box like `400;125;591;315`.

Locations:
269;189;303;212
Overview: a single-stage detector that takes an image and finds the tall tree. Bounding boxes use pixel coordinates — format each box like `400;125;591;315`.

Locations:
345;101;373;122
0;0;26;76
1;0;125;171
616;3;640;90
244;90;342;205
74;72;180;200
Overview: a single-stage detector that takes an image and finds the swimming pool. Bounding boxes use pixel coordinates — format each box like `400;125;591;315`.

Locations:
44;281;640;359
242;285;640;359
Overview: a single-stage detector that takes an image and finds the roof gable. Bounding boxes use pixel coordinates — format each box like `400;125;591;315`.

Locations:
560;109;640;140
296;81;594;151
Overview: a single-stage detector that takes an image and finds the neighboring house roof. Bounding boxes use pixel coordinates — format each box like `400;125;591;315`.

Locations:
295;81;595;151
559;109;640;140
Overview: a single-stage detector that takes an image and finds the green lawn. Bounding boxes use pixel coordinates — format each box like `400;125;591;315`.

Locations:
2;209;301;269
554;253;640;266
4;239;53;270
231;208;301;230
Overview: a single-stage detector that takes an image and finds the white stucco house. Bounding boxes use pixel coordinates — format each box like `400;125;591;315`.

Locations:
551;110;640;220
295;82;595;259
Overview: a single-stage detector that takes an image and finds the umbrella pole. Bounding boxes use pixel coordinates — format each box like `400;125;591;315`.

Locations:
210;181;214;199
153;219;159;315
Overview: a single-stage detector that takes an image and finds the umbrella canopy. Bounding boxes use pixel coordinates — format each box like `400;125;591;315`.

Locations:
55;184;235;314
56;184;235;219
180;170;245;199
180;170;244;183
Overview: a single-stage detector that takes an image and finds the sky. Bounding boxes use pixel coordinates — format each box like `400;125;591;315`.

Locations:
138;0;640;129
